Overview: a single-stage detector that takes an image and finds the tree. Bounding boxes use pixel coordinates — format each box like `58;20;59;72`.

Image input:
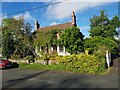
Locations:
60;26;84;54
34;29;59;53
0;28;2;47
89;10;120;38
33;29;60;64
2;17;32;59
0;27;2;55
84;36;118;55
88;10;120;57
2;30;15;59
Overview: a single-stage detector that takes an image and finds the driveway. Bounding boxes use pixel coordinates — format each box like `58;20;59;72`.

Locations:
1;67;119;89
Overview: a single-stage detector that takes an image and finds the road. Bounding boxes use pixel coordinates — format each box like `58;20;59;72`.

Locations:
1;67;119;89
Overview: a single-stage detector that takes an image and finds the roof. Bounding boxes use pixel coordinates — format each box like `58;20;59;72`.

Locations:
37;22;74;31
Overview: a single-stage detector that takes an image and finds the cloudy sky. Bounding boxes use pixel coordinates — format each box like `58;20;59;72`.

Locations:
1;0;119;37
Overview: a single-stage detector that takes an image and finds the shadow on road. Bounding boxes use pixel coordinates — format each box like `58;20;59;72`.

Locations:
57;75;91;88
11;62;19;68
24;73;94;88
2;70;49;89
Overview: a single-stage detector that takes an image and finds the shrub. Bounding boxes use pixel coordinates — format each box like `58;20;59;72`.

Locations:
57;54;106;74
19;54;107;74
0;48;2;54
24;55;34;60
84;36;118;54
10;53;21;60
93;46;107;58
24;55;35;63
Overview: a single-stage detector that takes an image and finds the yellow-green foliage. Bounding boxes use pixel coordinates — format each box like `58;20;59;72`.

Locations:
56;54;106;74
0;48;2;54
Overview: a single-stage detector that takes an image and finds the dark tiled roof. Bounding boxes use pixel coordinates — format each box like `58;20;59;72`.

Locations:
37;22;74;31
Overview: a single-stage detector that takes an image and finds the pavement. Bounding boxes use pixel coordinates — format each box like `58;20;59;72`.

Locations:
1;66;119;89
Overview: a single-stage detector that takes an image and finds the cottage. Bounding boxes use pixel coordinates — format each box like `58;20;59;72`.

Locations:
34;11;77;56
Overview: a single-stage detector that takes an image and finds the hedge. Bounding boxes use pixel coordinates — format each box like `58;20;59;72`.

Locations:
55;54;106;74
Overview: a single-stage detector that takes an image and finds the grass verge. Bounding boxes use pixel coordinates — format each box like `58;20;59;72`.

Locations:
18;63;109;75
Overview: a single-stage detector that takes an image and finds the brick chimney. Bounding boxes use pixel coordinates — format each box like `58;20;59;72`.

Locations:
72;11;77;26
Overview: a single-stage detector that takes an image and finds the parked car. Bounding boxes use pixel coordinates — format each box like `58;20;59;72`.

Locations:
0;57;12;69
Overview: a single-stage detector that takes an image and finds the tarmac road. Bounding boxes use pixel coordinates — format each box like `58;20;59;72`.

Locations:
1;67;119;89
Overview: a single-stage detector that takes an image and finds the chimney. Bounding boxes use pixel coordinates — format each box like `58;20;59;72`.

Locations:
72;11;77;26
35;20;40;30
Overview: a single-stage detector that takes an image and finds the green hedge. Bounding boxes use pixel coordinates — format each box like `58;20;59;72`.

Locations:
24;55;34;60
56;54;106;74
0;47;2;53
19;54;107;74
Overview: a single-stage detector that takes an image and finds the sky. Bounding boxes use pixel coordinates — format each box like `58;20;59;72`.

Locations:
1;0;119;37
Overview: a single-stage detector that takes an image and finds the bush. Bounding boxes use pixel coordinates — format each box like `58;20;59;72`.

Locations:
10;53;21;60
0;47;2;54
24;55;34;60
24;55;35;63
93;46;107;58
84;36;118;54
36;51;57;65
19;54;107;74
57;54;106;74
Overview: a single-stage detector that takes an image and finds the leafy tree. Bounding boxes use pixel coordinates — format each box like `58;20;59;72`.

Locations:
84;36;118;54
60;26;84;54
0;28;2;47
87;10;120;57
34;29;59;53
0;27;2;55
2;17;32;59
89;10;120;38
2;30;15;59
